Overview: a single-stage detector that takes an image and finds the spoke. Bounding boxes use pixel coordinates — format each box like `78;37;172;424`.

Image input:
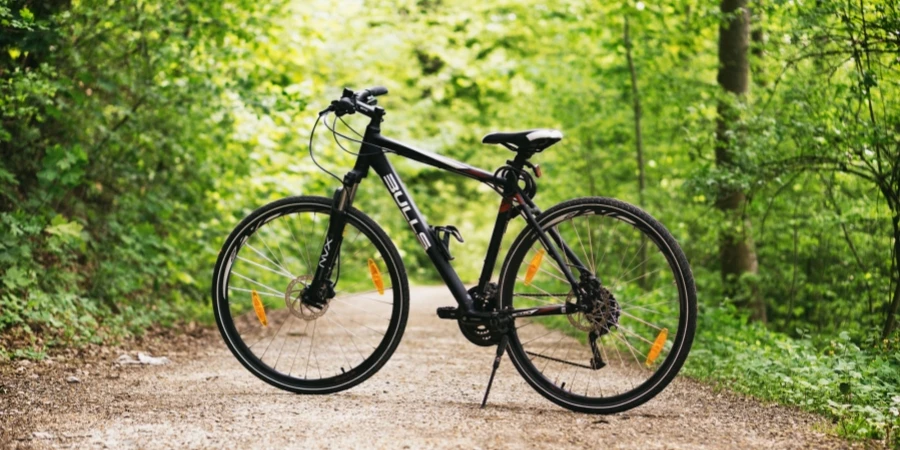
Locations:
335;291;395;306
554;342;576;385
340;316;387;337
255;228;292;279
335;339;353;374
327;314;378;351
330;296;390;317
619;310;664;332
596;219;622;270
229;287;282;298
286;214;314;272
237;256;295;279
324;315;367;362
586;215;597;274
619;301;668;315
612;241;648;289
619;267;664;286
617;324;655;346
273;316;297;371
611;329;643;367
570;218;594;273
612;257;659;289
539;334;569;373
288;321;311;377
537;265;569;284
617;286;666;305
304;319;318;379
519;328;556;347
268;222;294;277
231;271;283;296
529;245;568;279
260;312;291;361
245;244;296;280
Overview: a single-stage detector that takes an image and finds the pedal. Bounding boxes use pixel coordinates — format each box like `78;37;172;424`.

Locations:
431;225;464;261
436;306;460;320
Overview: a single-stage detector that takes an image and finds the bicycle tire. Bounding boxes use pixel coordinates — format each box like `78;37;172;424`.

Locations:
498;197;696;413
212;196;409;394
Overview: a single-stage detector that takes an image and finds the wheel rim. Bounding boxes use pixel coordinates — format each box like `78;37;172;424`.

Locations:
216;203;404;388
503;203;690;405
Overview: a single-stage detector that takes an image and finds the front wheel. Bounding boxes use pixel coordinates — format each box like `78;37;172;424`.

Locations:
498;197;696;414
212;196;409;394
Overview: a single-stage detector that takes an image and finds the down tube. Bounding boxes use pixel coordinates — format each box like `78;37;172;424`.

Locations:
369;154;475;311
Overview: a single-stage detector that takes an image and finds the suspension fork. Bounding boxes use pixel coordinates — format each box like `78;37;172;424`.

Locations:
307;171;363;303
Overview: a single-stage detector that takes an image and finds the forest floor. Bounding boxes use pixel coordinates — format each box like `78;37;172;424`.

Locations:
1;286;857;449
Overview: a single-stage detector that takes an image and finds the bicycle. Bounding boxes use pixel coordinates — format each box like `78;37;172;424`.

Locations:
211;86;697;413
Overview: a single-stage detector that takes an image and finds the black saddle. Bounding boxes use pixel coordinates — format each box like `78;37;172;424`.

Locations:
482;129;563;152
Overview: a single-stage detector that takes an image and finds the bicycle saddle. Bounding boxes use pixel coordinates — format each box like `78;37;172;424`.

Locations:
482;129;563;152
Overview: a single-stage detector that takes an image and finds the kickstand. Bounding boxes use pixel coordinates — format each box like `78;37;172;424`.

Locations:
480;333;509;408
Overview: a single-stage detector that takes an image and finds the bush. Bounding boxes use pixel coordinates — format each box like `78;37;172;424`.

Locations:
685;304;900;444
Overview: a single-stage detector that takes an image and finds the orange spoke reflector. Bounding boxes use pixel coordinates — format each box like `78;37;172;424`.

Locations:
368;258;384;295
251;290;268;327
524;249;545;286
645;328;668;366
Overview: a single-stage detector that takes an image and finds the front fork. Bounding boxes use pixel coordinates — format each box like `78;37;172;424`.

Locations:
306;181;359;306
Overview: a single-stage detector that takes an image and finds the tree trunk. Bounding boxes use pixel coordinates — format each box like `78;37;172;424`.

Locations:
624;18;649;289
716;0;766;322
882;211;900;339
750;0;767;87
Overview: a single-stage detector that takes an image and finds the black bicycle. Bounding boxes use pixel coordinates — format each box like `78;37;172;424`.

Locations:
212;87;697;413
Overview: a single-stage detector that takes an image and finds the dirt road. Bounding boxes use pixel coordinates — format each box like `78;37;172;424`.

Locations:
2;286;849;449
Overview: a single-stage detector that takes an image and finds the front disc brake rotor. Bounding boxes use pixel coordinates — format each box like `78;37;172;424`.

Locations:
285;275;328;321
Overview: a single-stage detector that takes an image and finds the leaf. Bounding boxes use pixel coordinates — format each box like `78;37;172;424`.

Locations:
839;382;851;395
19;7;33;22
2;266;33;289
8;48;21;59
45;216;84;240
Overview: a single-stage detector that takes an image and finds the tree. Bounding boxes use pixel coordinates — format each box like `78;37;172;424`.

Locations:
716;0;766;322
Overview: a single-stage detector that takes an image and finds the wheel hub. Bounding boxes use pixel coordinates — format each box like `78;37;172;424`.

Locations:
285;275;329;321
567;279;620;335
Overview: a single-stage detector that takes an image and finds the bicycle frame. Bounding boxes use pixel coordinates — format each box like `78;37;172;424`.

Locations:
311;109;592;317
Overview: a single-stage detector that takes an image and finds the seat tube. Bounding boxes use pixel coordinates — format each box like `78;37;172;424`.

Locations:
476;196;514;294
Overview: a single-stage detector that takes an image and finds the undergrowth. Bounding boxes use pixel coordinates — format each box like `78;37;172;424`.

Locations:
685;304;900;446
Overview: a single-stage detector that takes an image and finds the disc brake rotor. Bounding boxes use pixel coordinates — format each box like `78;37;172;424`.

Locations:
285;275;329;321
566;286;619;334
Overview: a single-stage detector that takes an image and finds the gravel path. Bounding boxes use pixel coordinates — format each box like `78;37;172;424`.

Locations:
3;286;852;449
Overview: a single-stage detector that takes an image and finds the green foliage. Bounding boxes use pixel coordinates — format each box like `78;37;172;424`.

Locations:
0;0;283;350
686;305;900;444
1;0;899;443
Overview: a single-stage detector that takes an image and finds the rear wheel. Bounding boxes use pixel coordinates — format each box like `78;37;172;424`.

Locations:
212;196;409;394
498;197;696;413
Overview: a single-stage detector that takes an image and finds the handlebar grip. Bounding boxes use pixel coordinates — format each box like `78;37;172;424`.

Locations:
363;86;388;98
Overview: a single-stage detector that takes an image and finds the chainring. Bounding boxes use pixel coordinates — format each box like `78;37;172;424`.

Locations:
458;283;503;347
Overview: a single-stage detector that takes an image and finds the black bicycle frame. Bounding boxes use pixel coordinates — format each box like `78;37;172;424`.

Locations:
311;109;591;317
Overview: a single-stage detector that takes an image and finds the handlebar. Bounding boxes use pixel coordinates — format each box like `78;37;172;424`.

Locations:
319;86;388;117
